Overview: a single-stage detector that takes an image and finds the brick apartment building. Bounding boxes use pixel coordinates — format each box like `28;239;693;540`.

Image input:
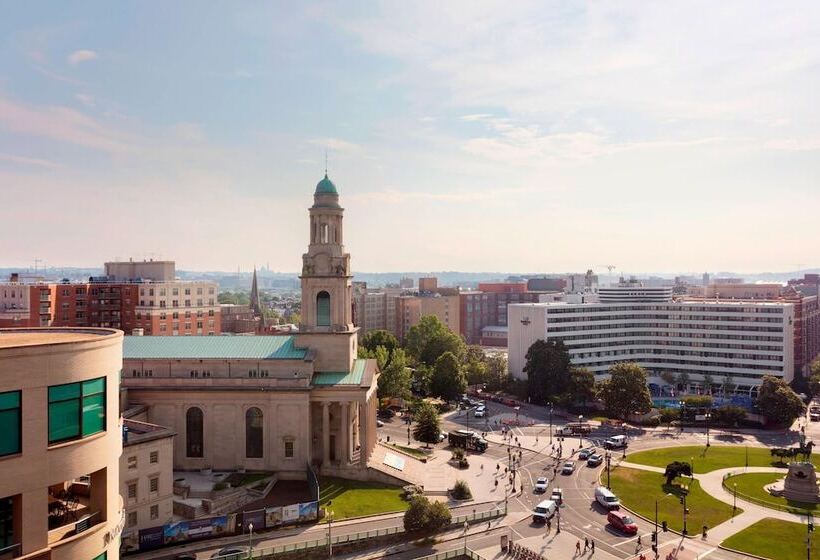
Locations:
0;260;220;335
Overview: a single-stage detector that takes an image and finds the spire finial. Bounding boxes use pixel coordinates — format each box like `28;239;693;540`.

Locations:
324;149;328;177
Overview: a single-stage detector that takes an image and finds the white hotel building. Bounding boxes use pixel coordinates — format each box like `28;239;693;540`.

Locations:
508;286;794;395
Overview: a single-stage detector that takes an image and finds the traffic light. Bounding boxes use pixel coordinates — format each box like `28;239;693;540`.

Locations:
662;521;668;532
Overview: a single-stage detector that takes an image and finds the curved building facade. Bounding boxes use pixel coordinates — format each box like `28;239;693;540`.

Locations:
0;328;123;560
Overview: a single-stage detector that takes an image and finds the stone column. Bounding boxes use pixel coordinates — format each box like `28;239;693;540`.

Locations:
359;399;368;467
340;401;349;464
322;402;330;466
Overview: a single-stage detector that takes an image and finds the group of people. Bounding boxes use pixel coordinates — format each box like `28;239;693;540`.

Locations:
574;537;596;555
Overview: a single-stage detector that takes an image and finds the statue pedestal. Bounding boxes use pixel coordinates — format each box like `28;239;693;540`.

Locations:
769;462;820;503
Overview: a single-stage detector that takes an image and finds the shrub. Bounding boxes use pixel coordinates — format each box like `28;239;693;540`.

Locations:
451;480;472;500
458;457;469;469
451;448;465;461
213;482;228;491
681;395;714;409
403;495;452;532
659;408;680;424
427;500;452;530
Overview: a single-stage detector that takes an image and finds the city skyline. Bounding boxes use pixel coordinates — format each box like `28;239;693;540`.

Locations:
2;2;819;273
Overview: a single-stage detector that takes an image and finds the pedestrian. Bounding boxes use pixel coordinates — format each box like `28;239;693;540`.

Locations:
584;537;589;551
637;535;642;547
591;539;595;554
546;517;551;531
576;541;581;554
495;479;498;489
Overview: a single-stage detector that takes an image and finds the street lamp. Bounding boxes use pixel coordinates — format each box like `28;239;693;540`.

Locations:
248;522;254;559
327;501;333;558
733;483;737;513
705;412;712;447
578;415;584;448
654;493;674;559
548;402;553;444
605;451;612;489
463;520;469;552
681;484;690;536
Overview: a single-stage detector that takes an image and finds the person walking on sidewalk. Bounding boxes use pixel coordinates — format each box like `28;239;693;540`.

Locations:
576;541;581;554
591;539;595;554
584;537;589;551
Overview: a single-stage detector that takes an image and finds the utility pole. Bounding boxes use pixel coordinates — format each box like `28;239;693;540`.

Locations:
605;452;611;489
548;402;553;444
808;513;814;560
327;501;333;558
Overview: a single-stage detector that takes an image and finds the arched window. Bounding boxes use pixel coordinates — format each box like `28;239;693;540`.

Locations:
316;291;330;326
320;223;329;244
245;407;264;458
186;407;203;458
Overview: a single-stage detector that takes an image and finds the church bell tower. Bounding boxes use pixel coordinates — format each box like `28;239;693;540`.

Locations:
299;173;354;333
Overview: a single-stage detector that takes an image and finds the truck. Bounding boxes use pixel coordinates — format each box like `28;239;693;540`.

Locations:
555;422;592;436
448;430;488;452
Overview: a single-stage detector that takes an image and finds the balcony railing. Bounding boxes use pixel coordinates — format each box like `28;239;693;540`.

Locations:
0;542;21;559
48;511;102;545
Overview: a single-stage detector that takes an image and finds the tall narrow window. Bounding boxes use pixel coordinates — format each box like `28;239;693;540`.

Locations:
186;407;204;458
245;407;264;458
0;391;21;456
316;291;331;326
0;496;12;550
320;223;329;243
47;377;106;444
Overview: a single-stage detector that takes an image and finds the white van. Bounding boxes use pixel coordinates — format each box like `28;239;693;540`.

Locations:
532;500;558;522
604;435;628;450
595;486;620;510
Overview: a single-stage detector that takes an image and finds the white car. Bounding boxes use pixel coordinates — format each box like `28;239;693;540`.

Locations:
532;500;557;522
474;409;485;418
534;477;548;493
376;419;384;427
561;461;575;475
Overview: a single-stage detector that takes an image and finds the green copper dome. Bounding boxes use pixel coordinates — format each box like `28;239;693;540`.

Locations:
315;173;338;195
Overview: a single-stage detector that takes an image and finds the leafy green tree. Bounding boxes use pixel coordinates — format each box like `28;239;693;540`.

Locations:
484;354;508;390
361;330;399;356
721;374;736;397
680;395;713;409
403;495;451;532
702;374;715;394
430;352;467;402
677;371;691;391
218;291;250;305
567;367;596;409
523;339;571;404
712;405;746;427
427;500;452;530
810;374;820;398
596;362;653;421
405;315;466;366
358;345;390;370
659;371;676;387
757;375;806;427
464;345;488;386
412;401;441;447
412;364;433;396
377;348;411;401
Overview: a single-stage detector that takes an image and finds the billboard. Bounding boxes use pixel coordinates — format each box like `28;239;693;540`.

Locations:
265;506;283;528
298;501;318;522
163;516;231;544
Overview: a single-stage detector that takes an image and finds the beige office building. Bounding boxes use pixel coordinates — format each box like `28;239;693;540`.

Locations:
394;294;460;341
0;328;123;560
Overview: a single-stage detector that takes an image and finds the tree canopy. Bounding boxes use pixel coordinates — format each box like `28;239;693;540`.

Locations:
484;354;509;391
567;367;596;408
430;351;467;402
361;330;400;356
412;401;441;447
757;374;805;427
464;345;488;386
523;339;571;404
377;348;412;401
596;362;653;420
405;315;466;366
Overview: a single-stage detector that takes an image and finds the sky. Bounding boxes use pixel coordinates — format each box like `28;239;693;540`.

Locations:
1;1;819;275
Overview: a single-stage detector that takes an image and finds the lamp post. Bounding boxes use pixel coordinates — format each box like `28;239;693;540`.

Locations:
605;451;612;489
681;484;690;536
679;400;685;433
248;522;254;559
654;493;674;560
733;483;737;513
807;512;813;560
578;415;584;448
548;402;553;444
705;412;711;447
327;501;333;558
463;520;469;552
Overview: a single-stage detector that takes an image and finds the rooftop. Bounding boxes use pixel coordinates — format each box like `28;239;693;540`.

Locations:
123;335;308;360
312;358;371;386
0;328;120;349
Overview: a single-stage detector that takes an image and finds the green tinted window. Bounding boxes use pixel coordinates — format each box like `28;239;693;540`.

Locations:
82;393;105;436
92;553;107;560
316;291;331;326
48;377;106;444
0;391;21;456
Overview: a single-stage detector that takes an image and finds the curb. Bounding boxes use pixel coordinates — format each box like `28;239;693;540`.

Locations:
718;544;770;560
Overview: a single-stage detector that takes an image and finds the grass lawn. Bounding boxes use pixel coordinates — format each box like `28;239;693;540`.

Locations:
726;472;820;514
387;443;429;460
609;467;740;533
627;445;820;473
722;518;820;559
319;476;408;521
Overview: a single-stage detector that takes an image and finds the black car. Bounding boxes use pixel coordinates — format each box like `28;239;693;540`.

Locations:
587;453;603;467
378;408;395;419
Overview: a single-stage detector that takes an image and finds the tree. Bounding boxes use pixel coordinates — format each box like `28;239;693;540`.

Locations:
567;367;596;409
359;345;390;370
412;401;441;447
677;372;691;392
659;371;676;387
757;375;806;427
721;374;736;397
702;374;715;395
361;330;399;356
427;500;452;530
712;405;746;427
405;315;466;366
664;461;692;485
485;354;508;390
430;352;467;402
810;374;820;398
596;362;653;421
464;347;488;387
403;495;431;531
377;348;412;401
523;339;571;405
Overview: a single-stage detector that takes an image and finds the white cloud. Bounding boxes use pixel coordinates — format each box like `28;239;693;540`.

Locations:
307;137;363;153
67;49;98;65
74;93;95;107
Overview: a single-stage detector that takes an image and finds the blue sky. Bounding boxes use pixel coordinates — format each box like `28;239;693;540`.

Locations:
1;1;819;274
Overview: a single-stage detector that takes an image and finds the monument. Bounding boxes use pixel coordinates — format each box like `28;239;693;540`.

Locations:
768;462;820;503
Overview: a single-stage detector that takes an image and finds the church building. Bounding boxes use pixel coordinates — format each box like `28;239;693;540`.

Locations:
121;174;379;481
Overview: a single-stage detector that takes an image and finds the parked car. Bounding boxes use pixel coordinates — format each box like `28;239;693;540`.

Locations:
474;409;485;418
211;546;251;560
595;486;621;510
532;499;558;523
438;433;446;442
579;447;595;460
534;477;549;493
561;461;575;475
587;453;604;467
378;408;395;419
607;510;638;535
550;488;563;504
376;419;384;427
